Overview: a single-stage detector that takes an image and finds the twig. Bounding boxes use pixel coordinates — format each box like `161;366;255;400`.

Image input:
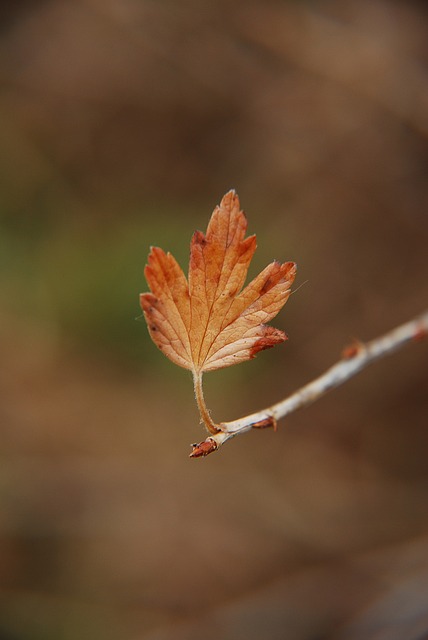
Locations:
190;310;428;458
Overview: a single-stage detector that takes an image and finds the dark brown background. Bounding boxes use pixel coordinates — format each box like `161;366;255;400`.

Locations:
1;1;427;638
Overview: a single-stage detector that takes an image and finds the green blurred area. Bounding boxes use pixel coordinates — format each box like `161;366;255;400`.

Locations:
0;201;195;369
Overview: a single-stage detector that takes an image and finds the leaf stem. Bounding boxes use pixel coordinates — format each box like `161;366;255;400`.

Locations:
193;371;220;435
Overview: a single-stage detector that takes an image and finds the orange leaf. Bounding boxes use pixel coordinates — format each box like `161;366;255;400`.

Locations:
140;190;296;375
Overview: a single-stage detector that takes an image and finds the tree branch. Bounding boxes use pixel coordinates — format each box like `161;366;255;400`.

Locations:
190;310;428;458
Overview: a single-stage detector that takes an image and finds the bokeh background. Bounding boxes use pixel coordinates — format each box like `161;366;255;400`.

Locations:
1;1;428;638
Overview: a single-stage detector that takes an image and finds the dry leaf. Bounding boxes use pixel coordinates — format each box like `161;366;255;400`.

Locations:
140;190;296;375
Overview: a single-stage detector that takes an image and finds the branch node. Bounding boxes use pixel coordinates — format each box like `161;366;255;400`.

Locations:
251;415;277;431
341;338;365;359
413;323;428;342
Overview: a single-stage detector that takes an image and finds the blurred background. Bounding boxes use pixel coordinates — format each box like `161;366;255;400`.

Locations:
1;0;428;638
